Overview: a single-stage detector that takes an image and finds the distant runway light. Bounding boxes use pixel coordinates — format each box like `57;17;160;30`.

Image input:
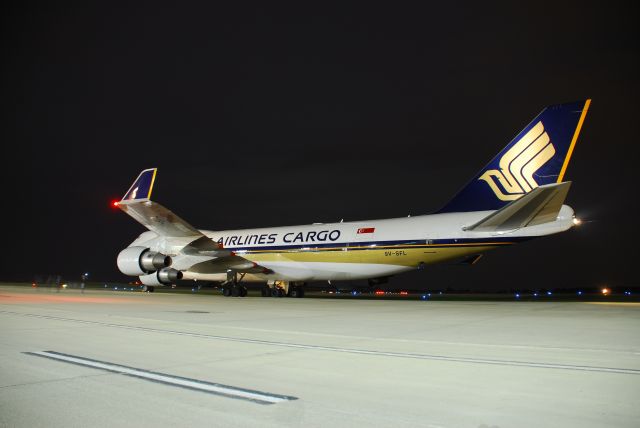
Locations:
577;291;582;296
547;291;552;296
601;287;610;296
515;293;520;298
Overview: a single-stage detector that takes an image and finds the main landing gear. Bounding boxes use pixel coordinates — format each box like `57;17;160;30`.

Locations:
222;284;247;297
261;281;305;298
221;271;247;297
221;274;306;298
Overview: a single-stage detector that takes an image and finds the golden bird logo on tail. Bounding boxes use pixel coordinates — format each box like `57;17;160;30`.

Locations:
479;121;555;201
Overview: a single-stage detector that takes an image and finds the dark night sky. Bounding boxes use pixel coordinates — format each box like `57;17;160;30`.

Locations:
2;2;638;290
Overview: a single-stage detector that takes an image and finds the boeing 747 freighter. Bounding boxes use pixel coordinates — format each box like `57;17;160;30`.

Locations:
115;100;590;297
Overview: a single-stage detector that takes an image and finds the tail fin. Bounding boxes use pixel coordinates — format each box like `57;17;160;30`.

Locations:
437;100;590;213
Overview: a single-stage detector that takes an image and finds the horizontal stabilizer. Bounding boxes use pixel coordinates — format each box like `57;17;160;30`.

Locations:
464;182;572;232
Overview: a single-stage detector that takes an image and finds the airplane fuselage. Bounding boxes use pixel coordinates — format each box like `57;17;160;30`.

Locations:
130;205;575;282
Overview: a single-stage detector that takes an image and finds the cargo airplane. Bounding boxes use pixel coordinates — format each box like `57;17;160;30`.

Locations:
115;100;590;297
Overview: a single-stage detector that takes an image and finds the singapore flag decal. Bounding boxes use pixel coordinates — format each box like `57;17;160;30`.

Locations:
357;227;375;234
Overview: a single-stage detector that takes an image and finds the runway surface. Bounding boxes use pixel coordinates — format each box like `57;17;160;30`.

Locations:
1;286;639;427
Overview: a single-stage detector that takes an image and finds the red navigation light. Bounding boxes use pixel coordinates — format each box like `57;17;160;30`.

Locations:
111;200;120;208
400;291;408;296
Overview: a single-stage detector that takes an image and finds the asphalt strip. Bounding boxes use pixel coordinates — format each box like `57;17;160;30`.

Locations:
5;310;639;376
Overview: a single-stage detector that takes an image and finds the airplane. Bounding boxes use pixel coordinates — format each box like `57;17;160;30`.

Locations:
115;100;590;297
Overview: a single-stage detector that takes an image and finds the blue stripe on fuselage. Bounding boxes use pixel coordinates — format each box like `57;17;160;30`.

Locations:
225;236;531;253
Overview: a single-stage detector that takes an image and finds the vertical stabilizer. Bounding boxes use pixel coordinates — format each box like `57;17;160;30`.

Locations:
438;100;590;213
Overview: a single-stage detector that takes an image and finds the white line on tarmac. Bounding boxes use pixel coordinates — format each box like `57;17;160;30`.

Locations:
6;311;640;375
25;350;297;405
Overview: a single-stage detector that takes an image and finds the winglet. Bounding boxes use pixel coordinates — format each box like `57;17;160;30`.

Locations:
121;168;157;202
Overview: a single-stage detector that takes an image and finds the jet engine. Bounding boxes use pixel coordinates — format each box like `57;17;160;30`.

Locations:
139;268;183;286
117;246;172;276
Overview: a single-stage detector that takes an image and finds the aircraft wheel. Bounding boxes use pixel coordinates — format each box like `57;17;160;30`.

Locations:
240;286;248;297
231;285;240;297
289;287;299;298
277;288;284;297
298;287;305;298
261;286;270;297
222;287;231;297
147;286;155;293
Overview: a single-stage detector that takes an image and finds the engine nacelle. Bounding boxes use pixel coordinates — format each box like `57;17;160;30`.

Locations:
139;268;183;286
117;246;172;276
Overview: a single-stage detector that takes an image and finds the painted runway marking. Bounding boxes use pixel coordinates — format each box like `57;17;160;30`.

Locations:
25;350;297;405
5;311;640;375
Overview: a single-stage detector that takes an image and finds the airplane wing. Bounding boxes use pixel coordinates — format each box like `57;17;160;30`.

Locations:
119;198;205;239
117;168;271;275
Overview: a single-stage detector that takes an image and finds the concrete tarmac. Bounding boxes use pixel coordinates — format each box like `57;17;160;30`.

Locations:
1;285;639;427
